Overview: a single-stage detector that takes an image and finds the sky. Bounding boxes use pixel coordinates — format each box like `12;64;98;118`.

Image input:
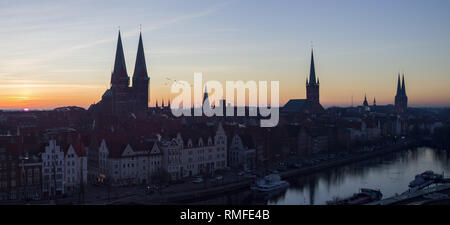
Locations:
0;0;449;109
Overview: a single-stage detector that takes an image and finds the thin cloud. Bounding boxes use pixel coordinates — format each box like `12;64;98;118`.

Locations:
69;1;233;52
0;1;233;77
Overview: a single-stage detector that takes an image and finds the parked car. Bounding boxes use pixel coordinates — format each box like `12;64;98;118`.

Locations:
237;171;245;176
216;176;223;181
192;177;204;184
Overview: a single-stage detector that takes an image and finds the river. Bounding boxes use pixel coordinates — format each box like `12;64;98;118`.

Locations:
191;147;450;205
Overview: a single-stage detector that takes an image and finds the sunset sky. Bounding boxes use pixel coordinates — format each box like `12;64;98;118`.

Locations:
0;0;449;109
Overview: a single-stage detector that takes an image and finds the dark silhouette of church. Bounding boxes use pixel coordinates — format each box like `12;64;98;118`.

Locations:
395;73;408;114
90;31;149;115
283;50;324;114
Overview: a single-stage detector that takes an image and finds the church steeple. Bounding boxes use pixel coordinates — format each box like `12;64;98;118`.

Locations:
395;73;408;115
363;94;369;107
401;74;406;96
203;86;210;108
111;31;129;86
306;49;320;105
309;49;317;85
133;32;148;79
132;31;150;111
396;73;401;96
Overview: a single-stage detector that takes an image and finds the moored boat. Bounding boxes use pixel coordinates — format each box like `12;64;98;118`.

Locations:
327;188;383;205
250;174;289;199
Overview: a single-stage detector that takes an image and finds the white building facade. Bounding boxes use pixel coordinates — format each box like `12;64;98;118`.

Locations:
41;140;65;197
180;123;227;177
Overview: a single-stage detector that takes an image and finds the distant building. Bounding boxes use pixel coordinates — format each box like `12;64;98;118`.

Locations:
283;50;324;114
90;31;150;115
363;94;370;112
395;74;408;114
228;133;256;170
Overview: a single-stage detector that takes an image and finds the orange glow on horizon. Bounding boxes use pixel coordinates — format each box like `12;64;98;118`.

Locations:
1;86;449;110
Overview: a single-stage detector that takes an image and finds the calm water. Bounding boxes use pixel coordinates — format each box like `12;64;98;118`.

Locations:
269;147;450;205
192;147;450;205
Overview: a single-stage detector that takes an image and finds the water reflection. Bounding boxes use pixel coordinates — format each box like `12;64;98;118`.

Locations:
269;147;450;205
189;147;450;205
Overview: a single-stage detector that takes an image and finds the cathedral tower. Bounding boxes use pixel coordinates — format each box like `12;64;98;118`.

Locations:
394;73;408;114
306;50;320;104
110;31;131;114
132;32;150;112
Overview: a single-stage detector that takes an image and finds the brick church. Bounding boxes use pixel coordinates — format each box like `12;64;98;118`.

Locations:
90;31;149;115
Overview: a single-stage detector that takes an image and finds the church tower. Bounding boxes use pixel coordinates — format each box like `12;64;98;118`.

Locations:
306;50;320;104
132;32;150;112
395;73;408;114
110;31;131;114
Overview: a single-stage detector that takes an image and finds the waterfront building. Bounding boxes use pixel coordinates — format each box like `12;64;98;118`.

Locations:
228;133;256;170
179;123;227;177
95;137;163;186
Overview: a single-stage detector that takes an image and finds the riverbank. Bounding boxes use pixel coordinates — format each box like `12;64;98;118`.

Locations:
280;139;419;179
139;139;420;204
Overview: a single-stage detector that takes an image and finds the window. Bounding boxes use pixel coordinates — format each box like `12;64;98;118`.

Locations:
10;191;16;200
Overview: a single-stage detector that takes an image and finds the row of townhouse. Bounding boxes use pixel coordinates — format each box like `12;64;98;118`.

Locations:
88;123;228;186
178;123;227;178
0;137;87;201
0;145;20;201
41;139;87;198
96;139;163;186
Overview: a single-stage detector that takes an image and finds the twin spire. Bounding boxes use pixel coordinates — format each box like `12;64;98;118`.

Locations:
133;32;148;79
111;30;149;86
396;73;407;96
111;31;128;84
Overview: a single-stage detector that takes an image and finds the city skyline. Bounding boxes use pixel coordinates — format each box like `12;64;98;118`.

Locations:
1;0;450;109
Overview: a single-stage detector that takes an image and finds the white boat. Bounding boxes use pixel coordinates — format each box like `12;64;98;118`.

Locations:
409;171;443;188
251;174;290;193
